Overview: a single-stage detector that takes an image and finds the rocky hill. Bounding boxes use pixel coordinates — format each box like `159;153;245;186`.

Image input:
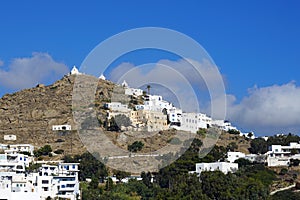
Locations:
0;74;251;159
0;74;118;155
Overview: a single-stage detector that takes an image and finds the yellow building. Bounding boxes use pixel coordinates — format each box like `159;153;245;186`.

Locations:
130;110;168;132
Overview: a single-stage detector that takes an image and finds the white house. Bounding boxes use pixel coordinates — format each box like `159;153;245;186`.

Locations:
194;162;238;175
212;120;238;132
227;152;246;163
0;162;80;200
168;107;182;127
227;152;265;163
4;135;17;141
266;142;300;166
0;172;40;200
52;125;72;131
181;113;212;133
40;164;59;176
104;102;130;112
121;80;144;96
0;153;32;172
4;144;34;156
135;95;173;112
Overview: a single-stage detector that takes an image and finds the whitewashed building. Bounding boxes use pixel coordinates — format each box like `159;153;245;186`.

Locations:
104;102;130;112
0;172;40;200
181;113;212;133
168;108;182;127
227;152;265;163
52;125;72;131
227;152;246;163
121;80;144;96
266;142;300;166
135;95;173;112
212;120;237;132
4;144;34;156
194;162;238;175
0;153;32;172
0;163;80;200
4;135;17;141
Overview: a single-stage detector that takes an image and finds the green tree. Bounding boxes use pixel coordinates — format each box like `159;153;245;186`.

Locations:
105;177;114;191
63;152;108;182
128;141;144;152
114;170;131;183
249;138;268;154
141;171;152;188
227;142;238;151
89;176;99;189
34;145;52;157
228;129;240;135
197;128;207;137
289;158;300;166
234;158;252;167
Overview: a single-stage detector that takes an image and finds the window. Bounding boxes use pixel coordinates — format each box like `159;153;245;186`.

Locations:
42;180;49;184
66;184;75;188
72;165;76;169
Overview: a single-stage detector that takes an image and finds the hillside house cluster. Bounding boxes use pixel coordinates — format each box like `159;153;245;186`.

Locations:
0;143;80;200
105;80;239;134
225;141;300;167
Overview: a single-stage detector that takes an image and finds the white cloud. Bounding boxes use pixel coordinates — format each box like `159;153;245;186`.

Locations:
225;82;300;135
0;52;69;91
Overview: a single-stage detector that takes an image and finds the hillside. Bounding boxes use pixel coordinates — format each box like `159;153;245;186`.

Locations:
0;74;118;155
0;74;251;158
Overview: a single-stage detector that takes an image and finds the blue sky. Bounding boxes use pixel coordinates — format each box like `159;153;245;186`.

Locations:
0;0;300;136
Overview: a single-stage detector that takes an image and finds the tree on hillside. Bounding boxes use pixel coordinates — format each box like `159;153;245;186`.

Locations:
249;138;268;154
128;141;144;152
34;145;52;157
114;170;131;183
227;142;238;152
228;129;240;135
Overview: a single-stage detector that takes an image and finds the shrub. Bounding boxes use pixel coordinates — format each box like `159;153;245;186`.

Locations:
128;141;144;152
54;149;64;154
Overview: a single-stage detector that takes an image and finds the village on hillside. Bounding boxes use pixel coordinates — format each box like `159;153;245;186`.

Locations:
1;66;300;199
